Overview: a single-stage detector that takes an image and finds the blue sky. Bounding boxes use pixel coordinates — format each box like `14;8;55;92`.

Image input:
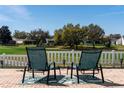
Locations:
0;5;124;35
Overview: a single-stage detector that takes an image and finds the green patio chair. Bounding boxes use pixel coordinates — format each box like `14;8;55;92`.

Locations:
22;47;56;84
73;49;104;83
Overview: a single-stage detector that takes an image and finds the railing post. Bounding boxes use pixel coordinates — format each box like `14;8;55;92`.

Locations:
72;49;74;63
112;50;115;67
1;53;6;68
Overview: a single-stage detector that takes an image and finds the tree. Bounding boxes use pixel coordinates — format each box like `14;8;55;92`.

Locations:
27;28;50;46
79;26;89;44
62;23;82;49
102;36;111;47
72;24;82;49
13;30;28;39
54;29;63;45
0;26;12;44
87;24;105;48
56;23;89;49
62;23;75;47
54;23;106;49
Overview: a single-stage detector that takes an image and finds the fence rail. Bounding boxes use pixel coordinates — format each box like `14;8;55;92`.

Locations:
0;50;124;68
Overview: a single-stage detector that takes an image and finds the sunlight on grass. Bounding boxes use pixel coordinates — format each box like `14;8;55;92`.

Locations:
0;45;124;54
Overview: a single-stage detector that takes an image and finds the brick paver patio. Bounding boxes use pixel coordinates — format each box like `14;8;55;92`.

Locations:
0;68;124;88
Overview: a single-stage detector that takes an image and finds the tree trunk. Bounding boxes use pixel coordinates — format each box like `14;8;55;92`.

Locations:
92;41;95;48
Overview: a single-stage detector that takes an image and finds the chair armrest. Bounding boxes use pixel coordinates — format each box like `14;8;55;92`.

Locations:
26;62;31;71
48;62;56;65
76;64;79;68
99;64;103;68
98;64;102;68
48;62;56;69
71;62;79;69
48;62;53;66
71;62;73;68
97;64;103;70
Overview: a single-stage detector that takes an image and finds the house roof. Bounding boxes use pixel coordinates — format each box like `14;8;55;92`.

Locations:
12;37;35;41
12;37;26;41
46;38;54;41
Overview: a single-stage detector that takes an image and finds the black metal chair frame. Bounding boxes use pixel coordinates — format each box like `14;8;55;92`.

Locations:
22;47;56;84
71;50;104;84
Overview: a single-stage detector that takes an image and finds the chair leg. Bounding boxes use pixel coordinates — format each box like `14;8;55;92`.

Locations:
93;69;95;78
59;67;61;75
76;67;79;84
53;62;56;79
97;68;99;73
100;65;104;83
71;67;73;79
71;63;73;79
47;69;50;84
43;71;45;75
54;68;56;79
27;62;31;71
22;66;27;83
67;67;69;75
32;69;34;78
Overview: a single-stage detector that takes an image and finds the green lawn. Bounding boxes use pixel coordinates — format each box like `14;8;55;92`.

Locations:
0;44;124;54
0;45;69;54
0;45;35;54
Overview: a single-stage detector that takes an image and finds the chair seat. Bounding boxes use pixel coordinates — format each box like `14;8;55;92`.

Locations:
72;64;98;70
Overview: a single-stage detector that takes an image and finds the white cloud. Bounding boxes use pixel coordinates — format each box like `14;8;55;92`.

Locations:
7;6;32;20
0;14;13;21
95;11;124;17
0;6;32;22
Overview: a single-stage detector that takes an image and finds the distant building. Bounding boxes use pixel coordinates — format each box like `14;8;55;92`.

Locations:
46;38;55;46
111;38;117;45
115;36;124;45
12;37;35;44
12;38;25;44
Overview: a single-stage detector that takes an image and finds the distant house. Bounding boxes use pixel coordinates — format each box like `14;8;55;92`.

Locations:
12;37;35;44
111;38;117;45
115;36;124;45
12;38;25;44
46;38;55;46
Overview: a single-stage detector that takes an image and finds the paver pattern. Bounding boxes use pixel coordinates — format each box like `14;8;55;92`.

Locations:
0;68;124;88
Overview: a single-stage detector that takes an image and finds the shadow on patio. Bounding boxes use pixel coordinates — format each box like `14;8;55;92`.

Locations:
23;74;124;87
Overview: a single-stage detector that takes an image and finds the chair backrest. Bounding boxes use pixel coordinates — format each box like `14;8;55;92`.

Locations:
26;47;48;70
78;49;102;70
